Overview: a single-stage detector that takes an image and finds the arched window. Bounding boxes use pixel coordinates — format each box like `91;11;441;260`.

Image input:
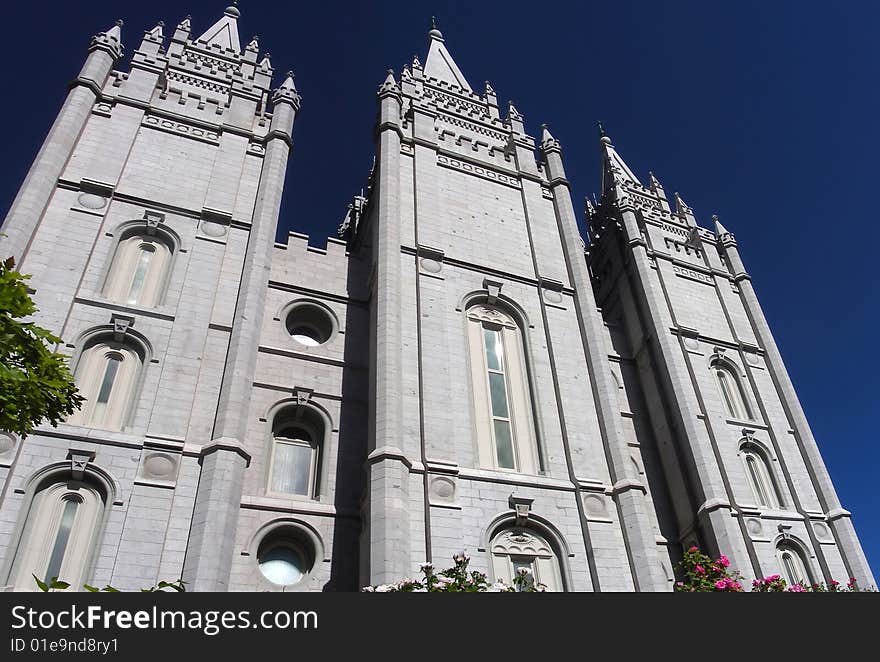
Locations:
268;407;324;498
776;541;814;587
490;527;563;591
740;443;783;509
711;359;754;421
466;304;539;473
103;230;173;308
9;478;105;591
68;337;144;431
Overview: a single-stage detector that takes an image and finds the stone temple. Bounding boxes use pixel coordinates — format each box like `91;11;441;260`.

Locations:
0;5;872;591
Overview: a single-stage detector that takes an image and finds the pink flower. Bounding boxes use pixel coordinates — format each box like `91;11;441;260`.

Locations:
787;584;806;593
829;580;839;586
688;546;699;553
718;555;730;568
765;574;780;582
714;579;728;590
695;565;705;575
676;581;684;587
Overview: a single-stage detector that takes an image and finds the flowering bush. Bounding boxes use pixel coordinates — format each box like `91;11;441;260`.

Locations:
674;547;744;592
362;553;546;592
677;547;874;593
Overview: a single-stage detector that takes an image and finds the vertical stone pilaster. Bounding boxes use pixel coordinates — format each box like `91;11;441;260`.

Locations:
183;76;299;591
0;24;122;264
719;232;875;586
365;73;411;585
541;129;669;591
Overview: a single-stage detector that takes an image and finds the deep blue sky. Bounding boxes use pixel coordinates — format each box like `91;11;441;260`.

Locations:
3;1;877;581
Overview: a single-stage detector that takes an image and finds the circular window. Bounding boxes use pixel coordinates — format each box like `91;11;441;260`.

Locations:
259;544;307;585
284;302;336;347
256;530;316;587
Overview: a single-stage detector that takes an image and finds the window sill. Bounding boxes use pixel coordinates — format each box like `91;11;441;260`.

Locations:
73;295;176;322
724;417;767;430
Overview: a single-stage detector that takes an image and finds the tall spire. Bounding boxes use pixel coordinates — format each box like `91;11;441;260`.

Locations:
598;124;641;198
422;17;472;92
89;19;124;59
713;215;734;243
195;2;242;54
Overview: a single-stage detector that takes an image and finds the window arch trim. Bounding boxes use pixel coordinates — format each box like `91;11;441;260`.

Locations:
67;327;152;431
772;535;816;587
100;220;180;309
1;463;116;591
264;400;332;500
709;355;755;421
460;292;546;474
738;440;785;509
484;513;570;591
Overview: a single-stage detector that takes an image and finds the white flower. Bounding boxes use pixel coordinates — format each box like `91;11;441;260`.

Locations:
361;586;375;592
489;581;509;592
374;584;393;592
420;562;434;574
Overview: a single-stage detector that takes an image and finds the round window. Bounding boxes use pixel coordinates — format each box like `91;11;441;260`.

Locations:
258;543;307;586
284;302;336;347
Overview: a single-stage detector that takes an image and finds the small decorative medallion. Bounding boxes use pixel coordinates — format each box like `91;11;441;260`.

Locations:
77;193;107;210
543;289;563;304
812;521;831;541
429;476;455;501
583;493;608;518
419;258;442;274
142;452;177;480
200;220;228;237
746;518;763;536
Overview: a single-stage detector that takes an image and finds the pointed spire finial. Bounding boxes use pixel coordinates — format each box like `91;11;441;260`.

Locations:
91;19;124;56
429;16;443;39
541;123;561;152
598;120;612;145
247;35;259;51
379;68;399;96
713;215;732;240
274;69;301;108
145;20;164;40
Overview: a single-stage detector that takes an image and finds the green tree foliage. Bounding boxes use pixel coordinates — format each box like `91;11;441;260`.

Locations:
34;574;186;592
0;257;83;437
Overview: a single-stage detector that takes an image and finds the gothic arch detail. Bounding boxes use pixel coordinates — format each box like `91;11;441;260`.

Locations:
102;220;179;308
67;328;150;431
709;354;755;421
265;402;330;499
464;301;540;473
